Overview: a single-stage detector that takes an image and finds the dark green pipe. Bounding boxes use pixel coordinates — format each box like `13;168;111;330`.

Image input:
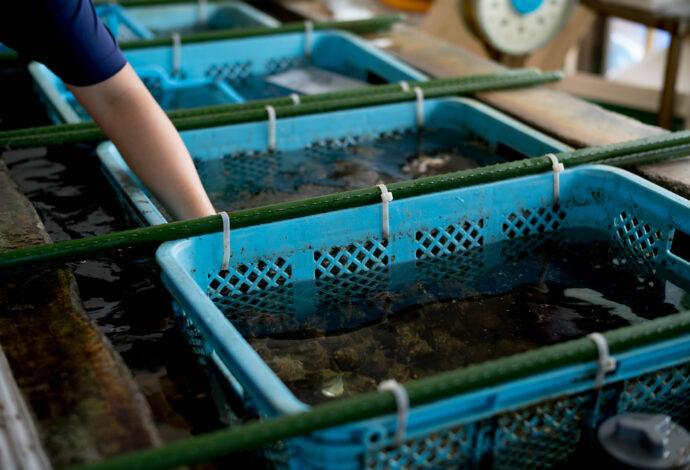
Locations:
1;131;689;272
118;15;406;49
0;15;404;63
69;309;690;470
0;69;543;140
93;0;270;5
0;71;561;148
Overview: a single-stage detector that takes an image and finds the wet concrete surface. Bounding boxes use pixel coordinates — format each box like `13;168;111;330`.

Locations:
0;159;161;467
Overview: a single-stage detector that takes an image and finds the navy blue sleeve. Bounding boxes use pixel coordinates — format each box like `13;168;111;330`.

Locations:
0;0;127;86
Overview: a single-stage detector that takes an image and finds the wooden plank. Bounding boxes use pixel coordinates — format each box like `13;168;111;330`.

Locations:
384;25;690;197
386;25;665;145
552;71;690;118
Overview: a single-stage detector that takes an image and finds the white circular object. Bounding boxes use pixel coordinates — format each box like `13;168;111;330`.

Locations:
463;0;577;56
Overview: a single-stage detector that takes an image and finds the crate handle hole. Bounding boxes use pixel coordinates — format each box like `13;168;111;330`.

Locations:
671;229;690;263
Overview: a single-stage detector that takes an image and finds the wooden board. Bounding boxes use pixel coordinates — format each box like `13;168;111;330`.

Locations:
384;25;690;199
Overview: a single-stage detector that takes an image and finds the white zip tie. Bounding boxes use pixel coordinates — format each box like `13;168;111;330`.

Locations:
587;332;617;389
172;32;181;76
398;81;410;92
304;21;313;60
265;105;276;152
219;211;231;271
289;93;301;105
413;87;424;129
546;153;564;206
378;183;393;241
198;0;208;23
378;379;409;446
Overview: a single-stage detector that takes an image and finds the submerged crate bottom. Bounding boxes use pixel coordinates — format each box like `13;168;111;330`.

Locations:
197;128;508;212
229;228;689;406
160;166;690;470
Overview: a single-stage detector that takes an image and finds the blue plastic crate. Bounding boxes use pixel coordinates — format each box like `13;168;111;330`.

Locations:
96;97;569;226
0;2;278;54
156;165;690;469
29;29;427;123
96;1;280;41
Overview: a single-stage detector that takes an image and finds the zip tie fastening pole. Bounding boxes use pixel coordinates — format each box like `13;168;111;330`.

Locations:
304;21;313;60
546;153;564;206
198;0;208;24
289;93;301;105
265;105;276;152
398;81;410;92
587;333;617;389
172;32;182;77
413;86;424;129
378;379;409;446
219;211;231;271
377;183;393;241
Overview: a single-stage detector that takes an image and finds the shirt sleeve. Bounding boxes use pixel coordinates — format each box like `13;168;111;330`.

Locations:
0;0;127;86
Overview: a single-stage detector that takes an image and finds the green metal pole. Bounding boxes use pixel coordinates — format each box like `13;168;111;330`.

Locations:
1;131;689;272
0;15;405;63
0;71;561;148
68;309;690;470
0;69;543;140
118;15;406;49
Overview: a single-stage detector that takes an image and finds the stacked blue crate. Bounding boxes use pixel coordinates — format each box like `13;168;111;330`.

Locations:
30;30;427;123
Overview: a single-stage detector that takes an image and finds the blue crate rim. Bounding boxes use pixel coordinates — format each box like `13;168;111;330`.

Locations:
96;96;571;226
29;28;428;124
156;164;690;421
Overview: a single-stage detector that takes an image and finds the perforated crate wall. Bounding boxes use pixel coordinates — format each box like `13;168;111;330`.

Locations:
492;394;593;469
500;207;567;262
616;362;690;426
204;61;253;82
195;152;280;196
611;211;666;279
207;257;294;318
314;240;389;305
365;423;485;470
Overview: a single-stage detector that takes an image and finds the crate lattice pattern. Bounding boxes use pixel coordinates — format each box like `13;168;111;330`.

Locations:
502;207;567;240
265;56;307;75
207;257;292;298
612;211;664;278
365;424;479;470
174;308;211;366
196;152;279;196
314;240;389;304
415;219;484;260
617;362;690;425
205;61;253;82
493;394;592;469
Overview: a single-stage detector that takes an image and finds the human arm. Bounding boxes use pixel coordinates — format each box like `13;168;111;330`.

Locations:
66;64;216;220
0;0;216;221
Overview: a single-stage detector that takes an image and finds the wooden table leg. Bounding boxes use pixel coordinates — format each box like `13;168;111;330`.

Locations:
658;32;683;129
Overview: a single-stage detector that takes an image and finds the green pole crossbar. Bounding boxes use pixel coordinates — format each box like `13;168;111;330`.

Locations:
0;15;405;63
0;70;561;148
1;130;689;272
0;69;543;140
118;16;406;49
69;309;690;470
92;0;283;5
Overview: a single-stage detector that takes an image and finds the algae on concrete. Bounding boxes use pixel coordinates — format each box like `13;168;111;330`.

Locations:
0;157;161;467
